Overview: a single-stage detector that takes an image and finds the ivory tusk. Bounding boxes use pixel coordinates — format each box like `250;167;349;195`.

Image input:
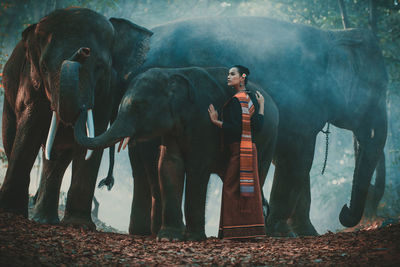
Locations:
117;139;124;153
117;137;130;153
85;109;94;160
122;137;130;150
45;111;58;160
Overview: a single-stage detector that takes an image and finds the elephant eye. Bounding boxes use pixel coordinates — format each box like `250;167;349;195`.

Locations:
41;64;48;74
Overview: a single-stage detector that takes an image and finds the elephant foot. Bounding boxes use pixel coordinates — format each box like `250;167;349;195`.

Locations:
289;221;319;237
185;230;207;241
31;210;60;225
157;227;185;241
129;225;152;236
266;219;297;237
0;206;28;218
61;214;96;230
0;196;28;218
151;223;161;237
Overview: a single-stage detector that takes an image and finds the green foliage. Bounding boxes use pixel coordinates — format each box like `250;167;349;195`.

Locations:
0;44;7;96
0;150;6;163
381;12;400;92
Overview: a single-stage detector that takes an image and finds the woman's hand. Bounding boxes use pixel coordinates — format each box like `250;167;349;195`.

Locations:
256;91;265;115
208;104;222;128
256;91;264;106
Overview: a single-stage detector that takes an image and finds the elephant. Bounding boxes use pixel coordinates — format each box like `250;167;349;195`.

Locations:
113;16;386;237
0;7;153;228
74;66;279;240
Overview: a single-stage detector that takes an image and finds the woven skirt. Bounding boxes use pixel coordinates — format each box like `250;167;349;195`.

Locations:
218;142;266;239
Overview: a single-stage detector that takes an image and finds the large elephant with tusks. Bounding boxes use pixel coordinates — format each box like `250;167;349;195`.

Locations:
0;8;152;228
113;17;386;238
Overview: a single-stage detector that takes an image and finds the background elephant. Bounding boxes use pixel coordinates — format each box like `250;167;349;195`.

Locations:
126;16;386;237
0;8;152;228
75;67;279;240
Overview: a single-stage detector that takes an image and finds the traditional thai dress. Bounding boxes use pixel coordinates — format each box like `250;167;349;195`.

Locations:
218;90;266;239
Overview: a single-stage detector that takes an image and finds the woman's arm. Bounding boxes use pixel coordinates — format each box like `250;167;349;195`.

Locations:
251;91;265;132
208;99;242;137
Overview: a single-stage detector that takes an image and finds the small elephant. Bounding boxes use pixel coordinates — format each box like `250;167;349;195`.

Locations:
75;67;279;240
0;8;152;228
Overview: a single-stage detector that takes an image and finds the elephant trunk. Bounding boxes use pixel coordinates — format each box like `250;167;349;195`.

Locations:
58;47;91;124
339;179;369;227
58;59;81;124
339;146;380;227
74;108;134;150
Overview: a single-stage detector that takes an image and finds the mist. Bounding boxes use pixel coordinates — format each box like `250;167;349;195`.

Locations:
0;0;399;237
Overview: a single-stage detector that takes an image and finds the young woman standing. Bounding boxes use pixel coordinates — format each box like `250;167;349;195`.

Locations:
208;65;266;239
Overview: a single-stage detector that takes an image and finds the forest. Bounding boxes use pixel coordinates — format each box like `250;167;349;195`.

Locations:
0;0;399;265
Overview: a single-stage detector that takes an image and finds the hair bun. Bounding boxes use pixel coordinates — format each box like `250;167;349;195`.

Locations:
233;64;250;77
244;67;250;76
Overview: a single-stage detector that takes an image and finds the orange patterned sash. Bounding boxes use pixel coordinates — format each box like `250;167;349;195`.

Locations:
234;91;255;197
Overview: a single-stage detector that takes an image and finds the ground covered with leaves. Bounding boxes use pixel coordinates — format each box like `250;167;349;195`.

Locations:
0;212;399;266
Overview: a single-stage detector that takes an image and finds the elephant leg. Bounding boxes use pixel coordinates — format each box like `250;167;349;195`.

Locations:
61;148;103;229
150;180;162;236
0;103;51;216
128;142;152;236
146;141;162;236
128;140;161;236
288;171;318;236
157;139;185;241
339;106;387;227
184;166;211;241
266;134;317;237
2;99;16;159
32;149;73;224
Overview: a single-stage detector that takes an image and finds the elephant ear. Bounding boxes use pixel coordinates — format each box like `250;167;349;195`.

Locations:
22;23;42;90
109;18;153;81
167;74;197;118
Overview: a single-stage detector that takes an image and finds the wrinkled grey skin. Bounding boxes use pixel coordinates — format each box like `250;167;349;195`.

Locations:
75;67;279;240
132;17;387;237
0;8;152;229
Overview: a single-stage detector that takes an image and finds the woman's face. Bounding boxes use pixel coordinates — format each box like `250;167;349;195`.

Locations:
227;67;244;87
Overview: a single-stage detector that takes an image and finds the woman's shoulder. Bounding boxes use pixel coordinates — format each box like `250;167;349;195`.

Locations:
246;91;257;101
223;96;240;110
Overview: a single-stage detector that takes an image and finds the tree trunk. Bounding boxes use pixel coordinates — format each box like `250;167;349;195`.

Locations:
369;0;378;33
338;0;351;29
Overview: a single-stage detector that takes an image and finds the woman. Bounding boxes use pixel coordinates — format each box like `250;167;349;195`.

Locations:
208;65;266;239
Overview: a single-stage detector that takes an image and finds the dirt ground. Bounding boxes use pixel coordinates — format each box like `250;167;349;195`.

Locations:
0;211;399;266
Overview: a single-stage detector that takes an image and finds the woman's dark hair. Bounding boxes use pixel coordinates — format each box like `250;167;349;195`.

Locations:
232;65;250;85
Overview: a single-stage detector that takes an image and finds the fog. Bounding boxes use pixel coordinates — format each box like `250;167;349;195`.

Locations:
0;0;399;237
